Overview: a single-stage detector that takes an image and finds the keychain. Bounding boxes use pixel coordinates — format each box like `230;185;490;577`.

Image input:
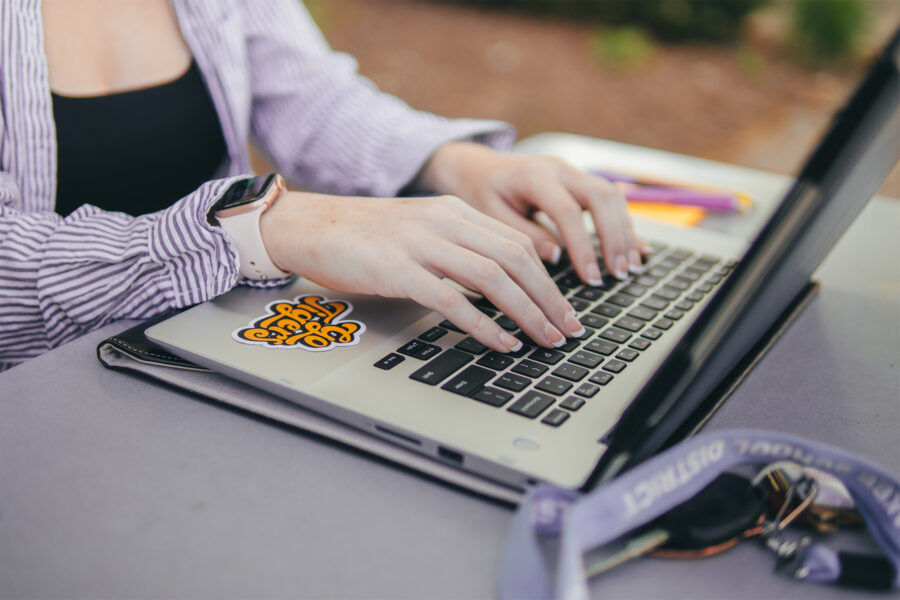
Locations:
498;429;900;600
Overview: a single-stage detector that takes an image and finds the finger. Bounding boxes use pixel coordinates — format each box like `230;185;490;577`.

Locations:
403;267;523;353
446;195;546;269
487;200;564;266
562;169;638;278
524;176;603;287
421;242;569;349
445;222;582;339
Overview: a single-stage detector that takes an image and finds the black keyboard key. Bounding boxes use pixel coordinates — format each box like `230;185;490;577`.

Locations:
685;291;704;303
707;274;723;284
439;319;463;333
591;303;622;318
495;315;518;331
574;383;600;398
616;348;639;362
557;338;581;352
507;343;532;358
586;338;618;356
477;352;515;371
419;326;448;342
455;337;488;354
628;306;657;321
629;338;651;351
603;359;627;373
535;376;573;396
561;396;586;411
620;283;648;298
606;293;634;307
374;353;405;370
541;409;570;427
508;391;555;418
641;328;663;340
635;275;659;287
515;331;536;346
666;277;691;291
589;372;614;386
574;286;605;302
665;309;685;320
599;327;631;343
654;286;680;301
441;365;494;396
495;372;531;392
654;318;674;330
570;350;603;369
568;298;591;313
659;257;681;270
544;256;569;276
648;266;672;279
680;267;704;281
512;359;548;378
476;305;497;318
472;386;513;407
675;299;694;311
555;271;582;290
580;314;609;330
615;316;645;333
410;349;472;385
398;340;442;360
696;282;714;293
552;363;589;382
529;348;565;365
640;296;669;311
669;248;694;261
474;296;497;311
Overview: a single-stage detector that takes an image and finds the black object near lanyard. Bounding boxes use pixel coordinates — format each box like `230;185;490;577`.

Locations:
52;59;228;218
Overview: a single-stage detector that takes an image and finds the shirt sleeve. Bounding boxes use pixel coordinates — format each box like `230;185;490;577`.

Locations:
240;0;517;198
0;172;245;367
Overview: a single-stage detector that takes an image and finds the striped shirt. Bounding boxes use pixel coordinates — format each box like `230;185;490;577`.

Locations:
0;0;514;370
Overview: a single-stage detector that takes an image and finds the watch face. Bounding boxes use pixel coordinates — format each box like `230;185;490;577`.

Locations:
217;173;278;211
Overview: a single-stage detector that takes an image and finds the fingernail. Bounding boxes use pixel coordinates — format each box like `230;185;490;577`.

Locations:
500;331;523;352
542;241;562;265
586;262;603;287
628;249;643;273
565;313;585;337
614;255;629;279
544;322;565;347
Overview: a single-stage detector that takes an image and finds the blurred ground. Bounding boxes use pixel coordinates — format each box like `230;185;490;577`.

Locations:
309;0;899;197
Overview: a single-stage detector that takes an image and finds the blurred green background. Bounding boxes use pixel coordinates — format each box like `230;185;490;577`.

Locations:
296;0;899;196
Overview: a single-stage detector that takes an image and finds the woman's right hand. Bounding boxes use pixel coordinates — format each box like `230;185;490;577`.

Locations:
259;192;585;353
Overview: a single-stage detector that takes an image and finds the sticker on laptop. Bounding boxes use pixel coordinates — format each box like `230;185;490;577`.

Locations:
233;294;366;351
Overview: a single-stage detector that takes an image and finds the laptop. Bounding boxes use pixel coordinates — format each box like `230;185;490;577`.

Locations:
147;29;900;491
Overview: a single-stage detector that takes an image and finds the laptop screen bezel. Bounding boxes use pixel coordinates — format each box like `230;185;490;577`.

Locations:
588;28;900;488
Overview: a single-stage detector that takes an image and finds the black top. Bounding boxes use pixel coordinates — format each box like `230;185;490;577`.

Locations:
52;60;228;217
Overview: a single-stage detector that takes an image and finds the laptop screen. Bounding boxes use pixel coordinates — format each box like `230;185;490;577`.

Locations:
594;28;900;485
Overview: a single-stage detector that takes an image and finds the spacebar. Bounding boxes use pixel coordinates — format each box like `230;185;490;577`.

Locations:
409;349;473;385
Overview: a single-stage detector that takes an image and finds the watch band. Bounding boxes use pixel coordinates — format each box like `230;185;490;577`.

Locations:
215;174;290;281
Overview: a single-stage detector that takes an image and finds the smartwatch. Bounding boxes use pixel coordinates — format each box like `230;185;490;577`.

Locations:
212;173;290;281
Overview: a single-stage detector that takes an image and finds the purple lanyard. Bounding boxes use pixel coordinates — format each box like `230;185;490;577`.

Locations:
499;429;900;600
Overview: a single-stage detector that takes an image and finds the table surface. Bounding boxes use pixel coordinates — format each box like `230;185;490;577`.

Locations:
2;134;899;599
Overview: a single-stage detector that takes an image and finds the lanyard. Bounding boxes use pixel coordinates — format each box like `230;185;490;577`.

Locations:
498;429;900;600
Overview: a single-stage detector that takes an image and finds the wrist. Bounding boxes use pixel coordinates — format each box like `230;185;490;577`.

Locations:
414;141;497;196
213;174;290;280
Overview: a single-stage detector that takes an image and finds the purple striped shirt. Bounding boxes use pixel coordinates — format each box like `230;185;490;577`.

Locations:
0;0;514;369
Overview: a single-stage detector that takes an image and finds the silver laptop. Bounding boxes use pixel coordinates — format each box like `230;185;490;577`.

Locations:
147;30;900;491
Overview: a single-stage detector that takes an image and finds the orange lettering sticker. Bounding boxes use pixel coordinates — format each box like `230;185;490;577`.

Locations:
233;294;366;351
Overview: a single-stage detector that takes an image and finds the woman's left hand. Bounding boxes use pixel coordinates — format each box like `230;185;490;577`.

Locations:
415;142;647;285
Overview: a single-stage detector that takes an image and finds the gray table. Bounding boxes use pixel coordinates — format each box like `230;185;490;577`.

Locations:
2;137;899;599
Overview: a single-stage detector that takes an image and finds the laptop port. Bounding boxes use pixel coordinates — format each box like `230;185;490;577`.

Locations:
438;446;464;465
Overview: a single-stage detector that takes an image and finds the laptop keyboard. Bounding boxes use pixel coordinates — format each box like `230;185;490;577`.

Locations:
373;242;735;428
